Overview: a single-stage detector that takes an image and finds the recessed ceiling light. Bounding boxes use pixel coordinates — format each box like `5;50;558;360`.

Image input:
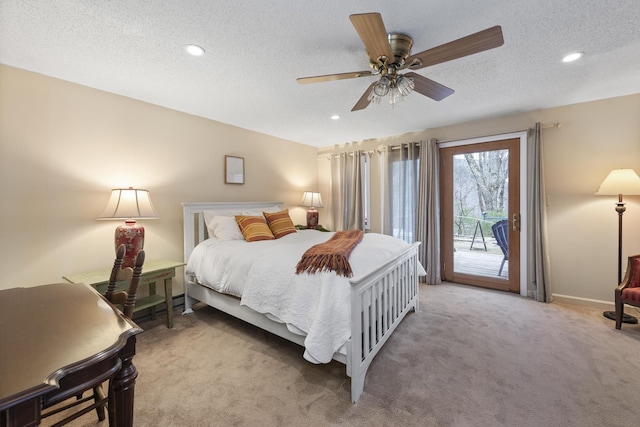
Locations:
331;115;340;120
184;44;205;56
562;52;583;63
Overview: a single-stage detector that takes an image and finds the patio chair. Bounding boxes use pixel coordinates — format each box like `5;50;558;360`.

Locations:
492;220;509;276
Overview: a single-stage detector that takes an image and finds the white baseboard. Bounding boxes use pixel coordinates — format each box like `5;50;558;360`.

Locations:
552;293;613;311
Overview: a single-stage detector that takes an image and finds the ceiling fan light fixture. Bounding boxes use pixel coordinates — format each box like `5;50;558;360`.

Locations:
387;75;414;106
367;89;382;105
373;76;390;96
389;86;406;105
396;75;414;97
368;74;414;106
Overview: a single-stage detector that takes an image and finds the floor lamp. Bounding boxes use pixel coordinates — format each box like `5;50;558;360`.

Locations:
595;169;640;323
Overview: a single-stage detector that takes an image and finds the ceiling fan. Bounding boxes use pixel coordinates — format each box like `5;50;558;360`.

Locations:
297;13;504;111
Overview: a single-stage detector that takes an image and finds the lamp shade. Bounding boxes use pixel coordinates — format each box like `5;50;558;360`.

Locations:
300;191;324;208
97;188;159;219
595;169;640;196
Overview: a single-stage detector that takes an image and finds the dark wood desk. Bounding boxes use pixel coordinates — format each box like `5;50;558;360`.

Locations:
0;282;143;427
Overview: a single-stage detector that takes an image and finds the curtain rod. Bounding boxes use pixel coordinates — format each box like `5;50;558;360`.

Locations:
436;122;561;145
542;122;563;128
317;150;377;160
318;122;562;158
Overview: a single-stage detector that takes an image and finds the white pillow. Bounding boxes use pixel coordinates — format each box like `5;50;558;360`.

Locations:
203;213;244;241
242;205;282;217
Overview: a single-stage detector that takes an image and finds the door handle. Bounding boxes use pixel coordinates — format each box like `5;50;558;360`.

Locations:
512;214;519;231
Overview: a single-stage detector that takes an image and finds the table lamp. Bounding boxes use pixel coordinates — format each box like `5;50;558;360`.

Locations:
300;191;324;229
595;168;640;323
97;187;159;268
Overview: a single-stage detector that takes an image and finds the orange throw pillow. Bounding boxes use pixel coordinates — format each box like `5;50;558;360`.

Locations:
235;215;275;242
264;209;297;239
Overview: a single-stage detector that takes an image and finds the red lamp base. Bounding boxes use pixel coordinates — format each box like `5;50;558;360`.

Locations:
306;208;319;229
115;220;145;268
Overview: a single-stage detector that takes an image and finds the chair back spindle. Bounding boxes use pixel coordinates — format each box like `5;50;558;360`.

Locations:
105;244;126;301
123;250;145;319
104;245;144;320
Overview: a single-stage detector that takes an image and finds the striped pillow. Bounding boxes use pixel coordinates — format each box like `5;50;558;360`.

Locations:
235;215;275;242
264;209;297;239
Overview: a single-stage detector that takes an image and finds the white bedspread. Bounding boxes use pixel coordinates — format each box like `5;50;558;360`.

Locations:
186;230;425;364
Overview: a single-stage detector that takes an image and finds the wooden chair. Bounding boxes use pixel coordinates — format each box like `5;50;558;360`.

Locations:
105;244;145;319
491;220;509;276
41;245;145;426
615;254;640;330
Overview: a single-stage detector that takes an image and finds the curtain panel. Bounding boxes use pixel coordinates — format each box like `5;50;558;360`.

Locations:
383;140;440;284
417;139;441;284
527;123;552;301
330;151;364;231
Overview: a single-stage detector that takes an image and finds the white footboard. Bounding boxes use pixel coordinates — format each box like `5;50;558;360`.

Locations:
347;242;420;403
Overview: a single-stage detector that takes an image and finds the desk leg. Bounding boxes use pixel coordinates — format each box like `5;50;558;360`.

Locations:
110;335;138;427
164;277;174;328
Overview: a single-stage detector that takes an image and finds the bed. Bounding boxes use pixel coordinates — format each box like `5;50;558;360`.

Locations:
182;201;422;402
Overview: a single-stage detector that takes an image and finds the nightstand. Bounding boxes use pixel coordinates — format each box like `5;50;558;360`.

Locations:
295;224;331;232
63;260;184;328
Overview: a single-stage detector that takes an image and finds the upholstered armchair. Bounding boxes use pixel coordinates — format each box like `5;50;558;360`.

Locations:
615;254;640;329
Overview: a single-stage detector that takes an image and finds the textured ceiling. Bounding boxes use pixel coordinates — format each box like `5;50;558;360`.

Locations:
1;1;639;148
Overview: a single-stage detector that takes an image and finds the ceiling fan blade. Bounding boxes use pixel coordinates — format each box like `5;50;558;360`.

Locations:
351;81;377;111
297;70;373;84
406;26;504;70
349;13;394;64
405;72;454;101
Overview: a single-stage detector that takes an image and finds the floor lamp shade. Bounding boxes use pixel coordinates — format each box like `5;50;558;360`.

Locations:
595;169;640;197
300;191;324;229
595;169;640;323
97;188;159;268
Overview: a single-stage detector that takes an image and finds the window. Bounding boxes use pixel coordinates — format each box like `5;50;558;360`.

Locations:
387;144;420;242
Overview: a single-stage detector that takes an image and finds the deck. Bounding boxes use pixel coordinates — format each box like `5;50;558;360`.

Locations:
453;236;508;278
454;249;508;277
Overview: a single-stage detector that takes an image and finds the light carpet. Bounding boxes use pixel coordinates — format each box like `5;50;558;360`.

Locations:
48;283;640;427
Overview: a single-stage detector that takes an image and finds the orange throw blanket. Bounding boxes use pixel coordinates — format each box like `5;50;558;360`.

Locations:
295;230;364;278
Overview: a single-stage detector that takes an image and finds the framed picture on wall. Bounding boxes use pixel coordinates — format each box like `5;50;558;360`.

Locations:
225;155;245;184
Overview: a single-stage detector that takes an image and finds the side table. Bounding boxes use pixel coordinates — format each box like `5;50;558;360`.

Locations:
64;260;184;328
295;224;331;232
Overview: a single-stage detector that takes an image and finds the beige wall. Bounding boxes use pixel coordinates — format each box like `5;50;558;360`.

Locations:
3;63;639;308
318;94;640;307
0;65;319;291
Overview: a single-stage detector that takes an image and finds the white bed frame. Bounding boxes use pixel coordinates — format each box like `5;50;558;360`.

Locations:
182;201;420;403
